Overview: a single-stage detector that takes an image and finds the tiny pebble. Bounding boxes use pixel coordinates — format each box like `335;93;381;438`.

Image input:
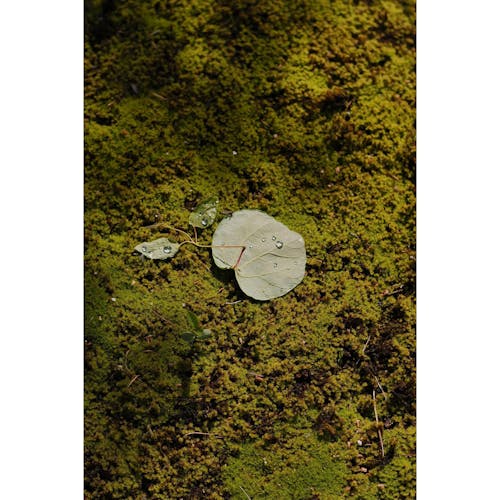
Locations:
111;297;117;302
357;440;363;446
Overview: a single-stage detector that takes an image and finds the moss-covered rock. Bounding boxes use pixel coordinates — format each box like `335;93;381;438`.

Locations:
85;0;415;497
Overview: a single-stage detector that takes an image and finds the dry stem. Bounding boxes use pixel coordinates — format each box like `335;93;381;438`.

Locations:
373;389;385;458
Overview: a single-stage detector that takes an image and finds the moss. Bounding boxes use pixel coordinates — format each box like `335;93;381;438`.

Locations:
85;0;415;497
223;434;349;499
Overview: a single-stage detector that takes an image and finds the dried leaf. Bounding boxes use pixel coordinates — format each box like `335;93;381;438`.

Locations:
135;237;180;259
212;210;306;300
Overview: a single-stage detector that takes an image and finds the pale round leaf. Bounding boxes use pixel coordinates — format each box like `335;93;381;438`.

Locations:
212;210;306;300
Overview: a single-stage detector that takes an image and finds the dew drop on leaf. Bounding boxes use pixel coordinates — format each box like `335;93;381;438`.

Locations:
212;210;306;300
135;238;180;260
189;197;219;228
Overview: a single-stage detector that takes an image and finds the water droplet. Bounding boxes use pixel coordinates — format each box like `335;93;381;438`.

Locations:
249;244;253;249
142;246;148;252
201;217;208;226
273;262;278;268
275;241;283;249
272;235;276;241
163;246;172;254
261;238;266;242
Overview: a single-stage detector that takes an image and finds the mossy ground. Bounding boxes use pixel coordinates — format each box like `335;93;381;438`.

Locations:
85;0;415;497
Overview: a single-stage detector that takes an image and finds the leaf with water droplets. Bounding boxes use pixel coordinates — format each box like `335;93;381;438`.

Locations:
134;237;180;259
189;197;219;228
212;210;306;300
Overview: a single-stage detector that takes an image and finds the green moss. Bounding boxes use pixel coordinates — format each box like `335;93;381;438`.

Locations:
85;0;415;497
223;434;349;499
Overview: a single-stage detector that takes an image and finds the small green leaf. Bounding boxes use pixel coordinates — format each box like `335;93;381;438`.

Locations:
188;197;219;228
186;310;201;332
135;237;180;260
181;332;196;344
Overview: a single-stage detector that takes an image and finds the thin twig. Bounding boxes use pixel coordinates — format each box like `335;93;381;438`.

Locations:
240;485;251;499
151;307;175;326
247;371;265;382
183;431;223;439
362;334;371;354
373;374;388;400
144;225;246;261
382;283;404;297
127;374;140;388
373;389;385;458
151;92;167;101
144;222;193;242
123;349;130;372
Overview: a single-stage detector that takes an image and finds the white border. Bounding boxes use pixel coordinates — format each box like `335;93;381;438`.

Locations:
418;1;500;497
0;1;83;497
